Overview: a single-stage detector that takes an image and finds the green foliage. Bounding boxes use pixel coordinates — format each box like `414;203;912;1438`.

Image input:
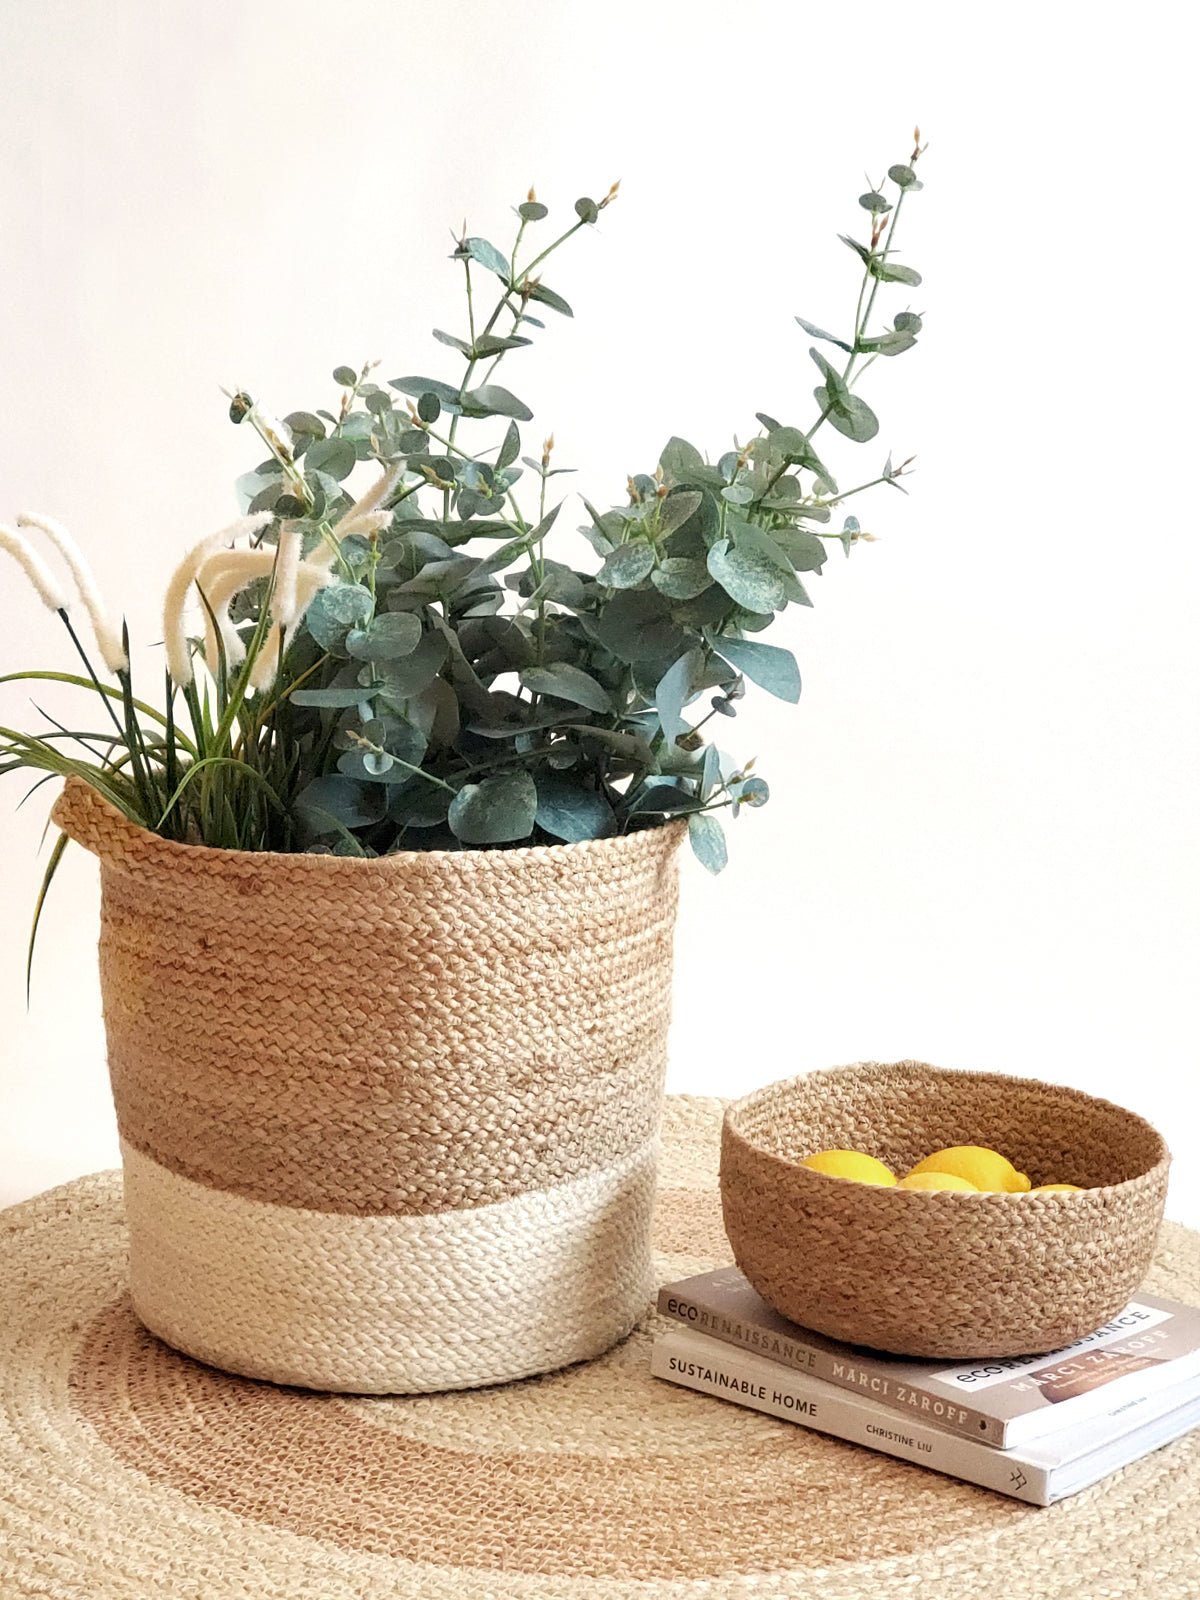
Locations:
2;144;926;875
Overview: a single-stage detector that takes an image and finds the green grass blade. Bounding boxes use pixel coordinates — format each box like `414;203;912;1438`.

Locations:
0;671;195;752
26;830;69;1001
156;754;284;833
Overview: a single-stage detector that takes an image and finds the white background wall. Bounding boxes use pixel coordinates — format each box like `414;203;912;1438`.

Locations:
1;1;1196;1221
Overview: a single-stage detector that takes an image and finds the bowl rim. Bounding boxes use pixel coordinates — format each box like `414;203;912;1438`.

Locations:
721;1059;1172;1197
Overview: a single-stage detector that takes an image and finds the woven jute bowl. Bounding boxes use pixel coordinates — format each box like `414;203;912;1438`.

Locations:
720;1060;1171;1358
53;776;685;1394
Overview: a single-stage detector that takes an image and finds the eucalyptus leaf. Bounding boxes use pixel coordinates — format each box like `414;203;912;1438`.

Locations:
447;770;538;844
728;518;810;603
518;200;548;222
389;376;465;411
656;490;703;537
707;539;788;614
523;281;573;317
710;637;801;703
651;557;712;600
857;327;918;357
808;346;851;405
534;777;615;841
838;514;861;555
285;410;327;442
838;234;872;265
461;384;533;421
870;259;922;287
295;774;386;833
345;611;423;662
598;540;655;589
497;420;521;469
304;437;357;480
432;329;473;356
412;676;460;747
770;526;827;573
795;315;853;352
519;663;613;713
290;686;379;710
819;391;879;443
655;649;702;743
388;780;452;828
565;725;656;767
592;589;689;665
688;811;728;874
630;783;694;814
236;467;282;514
397;556;480;597
464;236;512;279
338;748;414;783
658;436;724;490
858;191;891;212
376;630;449;698
701;742;721;799
474;333;533;356
332;365;357;386
305;583;375;654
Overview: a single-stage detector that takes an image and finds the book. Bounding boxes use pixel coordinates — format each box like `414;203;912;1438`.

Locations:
657;1264;1200;1448
652;1325;1200;1506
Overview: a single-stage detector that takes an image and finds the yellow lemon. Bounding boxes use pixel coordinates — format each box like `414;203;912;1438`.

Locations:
906;1146;1031;1193
896;1171;979;1192
801;1150;897;1186
1031;1183;1084;1193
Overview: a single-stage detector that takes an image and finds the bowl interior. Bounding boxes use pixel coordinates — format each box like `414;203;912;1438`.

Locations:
729;1062;1167;1190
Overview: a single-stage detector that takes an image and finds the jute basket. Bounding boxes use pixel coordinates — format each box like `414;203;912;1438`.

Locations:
52;775;685;1393
720;1060;1170;1358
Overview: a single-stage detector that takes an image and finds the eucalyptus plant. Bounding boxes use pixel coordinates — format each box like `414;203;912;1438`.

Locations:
1;132;927;888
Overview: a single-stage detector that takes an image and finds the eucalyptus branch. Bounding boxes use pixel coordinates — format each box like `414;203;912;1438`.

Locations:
4;151;923;874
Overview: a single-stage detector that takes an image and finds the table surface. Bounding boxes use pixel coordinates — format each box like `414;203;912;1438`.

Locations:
2;1099;1200;1598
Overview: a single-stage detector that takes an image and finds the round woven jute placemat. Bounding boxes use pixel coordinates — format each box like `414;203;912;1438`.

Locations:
3;1095;1199;1599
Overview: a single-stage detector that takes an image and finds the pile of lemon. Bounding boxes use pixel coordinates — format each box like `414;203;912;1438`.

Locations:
799;1145;1083;1193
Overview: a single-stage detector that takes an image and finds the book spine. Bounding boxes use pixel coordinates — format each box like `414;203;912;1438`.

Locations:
656;1287;1008;1447
651;1331;1052;1506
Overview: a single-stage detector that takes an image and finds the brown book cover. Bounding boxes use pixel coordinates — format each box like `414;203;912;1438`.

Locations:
657;1265;1200;1449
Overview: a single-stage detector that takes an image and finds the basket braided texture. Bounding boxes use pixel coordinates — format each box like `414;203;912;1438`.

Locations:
721;1061;1171;1359
51;776;684;1391
2;1096;1199;1598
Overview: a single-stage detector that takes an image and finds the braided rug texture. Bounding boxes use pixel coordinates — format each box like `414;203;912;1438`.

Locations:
3;1096;1200;1599
721;1062;1171;1359
51;776;684;1391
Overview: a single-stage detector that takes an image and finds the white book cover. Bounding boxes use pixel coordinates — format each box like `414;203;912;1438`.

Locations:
657;1265;1200;1448
652;1326;1200;1506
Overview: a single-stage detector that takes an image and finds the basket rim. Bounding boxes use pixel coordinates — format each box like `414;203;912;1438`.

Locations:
721;1059;1172;1196
52;774;687;878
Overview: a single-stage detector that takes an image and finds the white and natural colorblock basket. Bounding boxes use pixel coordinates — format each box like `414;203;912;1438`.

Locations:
54;776;683;1393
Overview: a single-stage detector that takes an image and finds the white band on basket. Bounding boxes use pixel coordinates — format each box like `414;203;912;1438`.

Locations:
120;1137;659;1393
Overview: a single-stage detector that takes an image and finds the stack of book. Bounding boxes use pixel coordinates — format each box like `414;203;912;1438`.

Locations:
652;1266;1200;1505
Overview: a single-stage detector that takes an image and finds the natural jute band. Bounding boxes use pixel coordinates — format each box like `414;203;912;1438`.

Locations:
121;1135;658;1391
53;776;682;1217
51;776;683;1389
2;1096;1198;1597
